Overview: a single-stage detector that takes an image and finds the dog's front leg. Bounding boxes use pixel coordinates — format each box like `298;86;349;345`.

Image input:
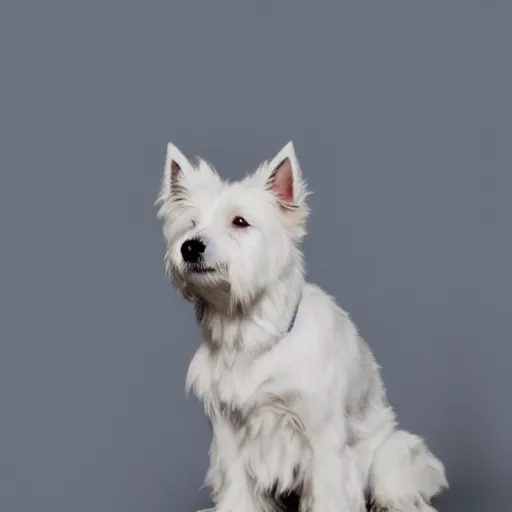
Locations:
205;418;260;512
241;394;312;499
309;428;366;512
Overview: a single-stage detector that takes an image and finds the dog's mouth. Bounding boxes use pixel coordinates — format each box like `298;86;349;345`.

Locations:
188;265;216;274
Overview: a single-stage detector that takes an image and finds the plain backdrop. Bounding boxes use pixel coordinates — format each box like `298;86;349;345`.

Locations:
1;2;511;512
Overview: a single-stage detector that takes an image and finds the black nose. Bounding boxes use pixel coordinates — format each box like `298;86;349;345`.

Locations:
181;238;206;263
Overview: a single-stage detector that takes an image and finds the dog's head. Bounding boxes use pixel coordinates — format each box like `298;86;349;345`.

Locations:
156;142;309;310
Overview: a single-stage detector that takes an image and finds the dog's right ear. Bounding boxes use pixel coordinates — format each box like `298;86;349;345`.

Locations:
265;141;309;211
159;142;192;204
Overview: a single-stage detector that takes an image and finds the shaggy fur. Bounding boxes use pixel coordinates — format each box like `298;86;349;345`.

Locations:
156;141;448;512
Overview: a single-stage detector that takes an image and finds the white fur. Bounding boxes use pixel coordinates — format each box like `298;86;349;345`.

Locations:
156;142;448;512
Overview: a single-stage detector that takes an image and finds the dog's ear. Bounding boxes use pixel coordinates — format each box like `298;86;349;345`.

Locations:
160;142;193;203
266;141;308;210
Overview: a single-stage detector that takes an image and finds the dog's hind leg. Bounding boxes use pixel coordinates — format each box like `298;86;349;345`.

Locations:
367;430;448;512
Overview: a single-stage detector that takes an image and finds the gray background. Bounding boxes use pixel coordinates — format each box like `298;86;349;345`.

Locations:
0;2;510;511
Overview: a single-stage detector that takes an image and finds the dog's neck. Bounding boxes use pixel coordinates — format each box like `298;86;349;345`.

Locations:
195;264;304;356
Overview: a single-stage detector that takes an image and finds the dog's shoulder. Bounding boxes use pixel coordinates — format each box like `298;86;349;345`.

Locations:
300;282;362;365
302;282;356;330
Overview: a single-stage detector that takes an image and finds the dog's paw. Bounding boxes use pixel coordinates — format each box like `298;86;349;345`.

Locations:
369;504;390;512
369;497;437;512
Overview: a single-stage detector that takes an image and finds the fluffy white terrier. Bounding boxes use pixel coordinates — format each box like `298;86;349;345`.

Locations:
156;142;448;512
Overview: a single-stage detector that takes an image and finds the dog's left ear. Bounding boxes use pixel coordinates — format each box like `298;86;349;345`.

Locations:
266;141;308;210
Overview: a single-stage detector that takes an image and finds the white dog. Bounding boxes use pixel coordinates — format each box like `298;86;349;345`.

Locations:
156;142;448;512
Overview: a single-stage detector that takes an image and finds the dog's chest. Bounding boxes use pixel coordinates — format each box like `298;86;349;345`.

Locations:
193;347;268;420
211;352;254;410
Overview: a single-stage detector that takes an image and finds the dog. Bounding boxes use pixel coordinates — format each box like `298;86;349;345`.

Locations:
156;141;448;512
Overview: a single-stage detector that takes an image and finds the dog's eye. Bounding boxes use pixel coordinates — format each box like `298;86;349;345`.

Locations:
232;216;249;228
191;220;196;227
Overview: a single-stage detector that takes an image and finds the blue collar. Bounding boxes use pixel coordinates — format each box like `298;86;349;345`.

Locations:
287;296;301;333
